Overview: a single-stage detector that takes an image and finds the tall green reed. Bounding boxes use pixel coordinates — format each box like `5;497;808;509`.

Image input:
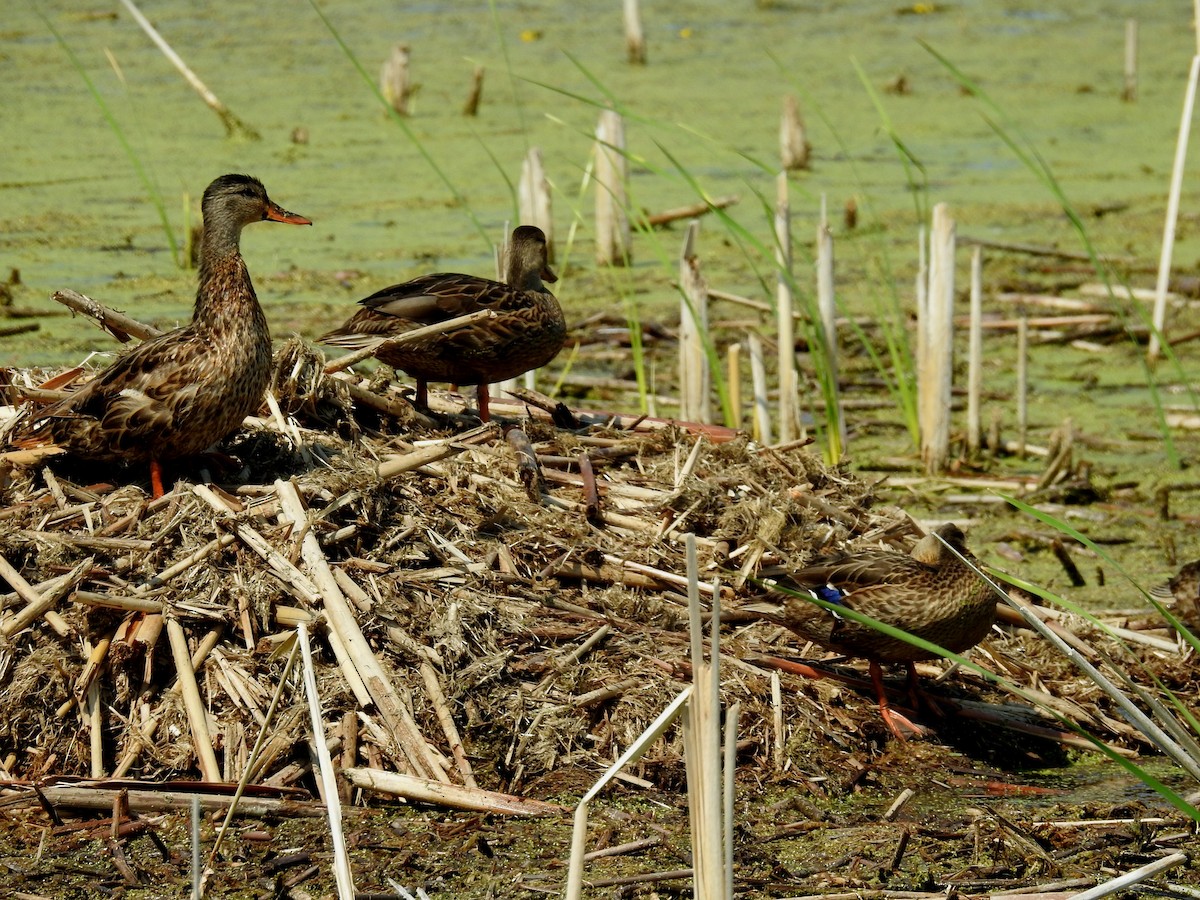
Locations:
767;53;924;449
921;41;1194;470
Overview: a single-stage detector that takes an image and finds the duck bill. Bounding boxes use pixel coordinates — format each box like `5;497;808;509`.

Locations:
265;202;312;225
540;265;558;283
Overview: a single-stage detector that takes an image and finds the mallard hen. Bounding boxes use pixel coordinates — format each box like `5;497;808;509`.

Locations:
10;174;310;497
319;225;563;422
743;523;996;739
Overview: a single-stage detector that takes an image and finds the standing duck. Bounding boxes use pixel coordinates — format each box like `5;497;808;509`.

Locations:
319;225;564;422
742;523;996;740
10;174;311;497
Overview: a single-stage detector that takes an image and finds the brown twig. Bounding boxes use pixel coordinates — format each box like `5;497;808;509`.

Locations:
505;426;545;501
579;454;601;524
1050;539;1086;587
52;289;163;342
640;195;738;228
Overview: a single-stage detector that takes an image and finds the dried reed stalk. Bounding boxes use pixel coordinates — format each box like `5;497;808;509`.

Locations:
343;767;564;816
166;616;221;782
642;195;739;228
1122;19;1138;102
594;109;632;266
1069;851;1186;900
505;427;545;500
418;660;478;789
26;783;333;818
678;220;711;423
747;333;772;444
380;43;414;116
51;290;162;343
376;424;496;479
726;342;741;430
681;535;726;897
297;621;356;900
816;194;845;453
1149;49;1200;361
775;172;799;443
967;246;984;456
1016;316;1029;458
623;0;647;64
323;309;496;374
117;0;260;139
461;64;484;116
275;480;446;782
578;454;601;523
920;203;955;473
519;147;554;259
780;95;810;170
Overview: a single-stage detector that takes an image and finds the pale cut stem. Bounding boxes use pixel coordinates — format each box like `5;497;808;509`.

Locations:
1149;52;1200;361
775;172;797;443
1017;316;1029;459
967;246;984;455
748;333;772;444
298;622;356;900
166;616;221;782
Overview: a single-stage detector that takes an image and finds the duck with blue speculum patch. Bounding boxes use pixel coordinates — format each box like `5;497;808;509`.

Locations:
742;523;997;740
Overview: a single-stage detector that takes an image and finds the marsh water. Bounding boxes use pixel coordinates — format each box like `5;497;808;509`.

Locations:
5;1;1200;355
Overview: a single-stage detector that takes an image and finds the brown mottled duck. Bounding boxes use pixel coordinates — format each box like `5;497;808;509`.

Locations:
9;174;311;498
319;225;563;422
1151;560;1200;631
743;523;996;740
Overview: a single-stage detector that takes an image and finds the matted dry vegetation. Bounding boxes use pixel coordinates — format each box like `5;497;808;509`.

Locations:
0;335;1196;897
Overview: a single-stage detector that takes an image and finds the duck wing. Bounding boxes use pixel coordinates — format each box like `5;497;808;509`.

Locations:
784;550;931;593
27;328;211;455
359;273;523;323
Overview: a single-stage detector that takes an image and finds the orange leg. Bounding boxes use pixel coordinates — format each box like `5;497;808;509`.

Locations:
477;384;491;422
149;459;165;500
870;661;929;741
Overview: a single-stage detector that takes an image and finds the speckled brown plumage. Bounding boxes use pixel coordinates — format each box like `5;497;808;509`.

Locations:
743;523;996;738
319;225;563;421
1151;560;1200;629
12;174;310;493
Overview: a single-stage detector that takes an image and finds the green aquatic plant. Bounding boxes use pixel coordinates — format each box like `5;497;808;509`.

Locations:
39;9;181;267
921;40;1193;470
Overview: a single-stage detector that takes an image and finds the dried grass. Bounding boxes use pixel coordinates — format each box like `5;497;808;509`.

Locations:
0;338;1193;807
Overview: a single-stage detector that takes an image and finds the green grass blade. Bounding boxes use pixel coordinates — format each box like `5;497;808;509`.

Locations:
308;0;492;249
40;8;180;267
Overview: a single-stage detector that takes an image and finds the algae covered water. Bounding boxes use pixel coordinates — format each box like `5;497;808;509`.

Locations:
2;1;1195;365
